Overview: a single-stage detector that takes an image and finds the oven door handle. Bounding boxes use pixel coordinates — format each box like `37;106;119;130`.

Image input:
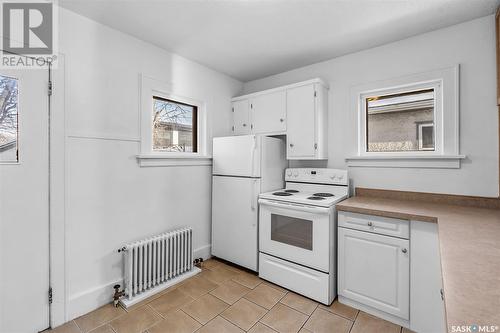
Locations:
258;199;331;214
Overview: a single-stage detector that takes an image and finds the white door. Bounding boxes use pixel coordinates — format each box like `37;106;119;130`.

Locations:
232;99;250;135
338;228;409;320
213;135;260;177
286;84;316;158
250;91;286;134
259;199;331;272
0;69;50;332
212;176;260;271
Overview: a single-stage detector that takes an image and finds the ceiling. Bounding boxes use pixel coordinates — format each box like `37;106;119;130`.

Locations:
60;0;500;82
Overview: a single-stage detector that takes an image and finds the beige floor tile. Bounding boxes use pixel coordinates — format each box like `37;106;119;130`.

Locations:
260;303;308;333
303;308;352;333
221;298;268;331
244;284;286;310
196;316;244;333
299;329;312;333
203;259;222;270
280;293;318;315
74;304;125;332
402;328;416;333
350;311;401;333
200;266;240;284
232;271;262;289
109;305;162;333
178;275;219;299
88;324;115;333
149;288;194;316
181;294;229;324
248;322;278;333
319;299;359;320
50;321;81;333
210;280;251;304
148;310;201;333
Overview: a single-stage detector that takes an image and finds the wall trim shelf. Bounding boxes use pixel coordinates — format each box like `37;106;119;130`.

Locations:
345;154;466;169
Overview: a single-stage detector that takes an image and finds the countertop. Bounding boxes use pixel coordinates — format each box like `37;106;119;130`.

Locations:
336;196;500;331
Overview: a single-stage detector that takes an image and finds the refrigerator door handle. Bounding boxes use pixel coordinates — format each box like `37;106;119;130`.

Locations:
251;179;257;211
250;135;256;177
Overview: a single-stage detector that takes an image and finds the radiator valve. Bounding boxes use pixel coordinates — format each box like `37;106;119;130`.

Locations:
194;257;204;268
113;284;125;307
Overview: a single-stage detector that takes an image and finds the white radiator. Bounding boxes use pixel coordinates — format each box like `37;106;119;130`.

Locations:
120;227;200;307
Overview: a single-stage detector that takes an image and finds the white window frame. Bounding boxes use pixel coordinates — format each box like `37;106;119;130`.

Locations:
347;65;465;169
417;122;434;151
137;75;211;167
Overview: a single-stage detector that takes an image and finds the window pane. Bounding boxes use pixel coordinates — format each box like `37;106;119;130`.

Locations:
366;89;435;152
0;75;19;162
152;97;197;152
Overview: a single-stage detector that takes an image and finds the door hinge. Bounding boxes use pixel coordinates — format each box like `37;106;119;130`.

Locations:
48;287;53;304
250;124;253;130
231;126;234;132
250;103;253;109
232;107;234;112
314;143;318;149
48;80;53;96
314;91;317;97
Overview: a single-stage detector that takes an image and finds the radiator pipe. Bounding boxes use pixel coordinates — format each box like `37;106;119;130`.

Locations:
113;284;125;307
117;246;126;253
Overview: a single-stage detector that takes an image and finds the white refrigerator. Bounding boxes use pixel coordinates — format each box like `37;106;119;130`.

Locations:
212;135;287;271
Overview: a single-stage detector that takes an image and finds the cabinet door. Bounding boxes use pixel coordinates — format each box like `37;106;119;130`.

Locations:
286;84;316;158
232;99;250;135
338;228;409;319
251;90;286;134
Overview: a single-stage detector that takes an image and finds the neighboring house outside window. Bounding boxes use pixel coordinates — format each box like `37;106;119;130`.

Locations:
0;75;19;163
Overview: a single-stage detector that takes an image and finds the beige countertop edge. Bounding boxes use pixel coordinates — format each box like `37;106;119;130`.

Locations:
335;204;438;223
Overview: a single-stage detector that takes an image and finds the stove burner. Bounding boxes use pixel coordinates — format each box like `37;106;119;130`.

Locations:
313;193;334;197
307;196;325;200
273;192;292;196
284;189;299;193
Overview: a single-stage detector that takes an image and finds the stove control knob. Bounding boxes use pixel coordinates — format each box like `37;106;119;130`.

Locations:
293;171;299;177
286;170;292;177
338;175;344;180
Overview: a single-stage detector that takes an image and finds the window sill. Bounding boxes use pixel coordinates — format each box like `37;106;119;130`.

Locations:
345;154;466;169
136;153;212;167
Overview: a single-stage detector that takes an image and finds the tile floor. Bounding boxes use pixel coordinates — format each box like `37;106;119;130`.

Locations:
50;258;415;333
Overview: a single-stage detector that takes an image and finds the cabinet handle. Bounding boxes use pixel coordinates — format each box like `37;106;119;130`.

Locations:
440;289;444;300
242;123;247;127
289;143;294;148
367;222;373;226
280;118;284;122
401;248;408;254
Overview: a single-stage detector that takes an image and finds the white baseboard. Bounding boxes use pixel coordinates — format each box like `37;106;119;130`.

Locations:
68;279;123;321
194;244;211;260
66;243;212;322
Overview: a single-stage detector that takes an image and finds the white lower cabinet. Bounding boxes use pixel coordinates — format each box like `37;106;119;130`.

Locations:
338;227;410;320
338;212;446;332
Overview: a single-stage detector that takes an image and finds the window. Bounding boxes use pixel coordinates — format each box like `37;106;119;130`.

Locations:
152;96;197;153
347;66;464;168
138;75;209;167
0;75;19;163
366;89;435;152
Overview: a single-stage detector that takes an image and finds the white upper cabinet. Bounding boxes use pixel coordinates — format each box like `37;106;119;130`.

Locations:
250;90;286;134
232;99;250;135
231;79;328;160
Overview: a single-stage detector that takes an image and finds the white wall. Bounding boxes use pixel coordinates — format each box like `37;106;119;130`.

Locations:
59;8;243;320
243;15;499;198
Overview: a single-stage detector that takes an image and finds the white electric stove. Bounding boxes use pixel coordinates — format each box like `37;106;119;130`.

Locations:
258;168;349;305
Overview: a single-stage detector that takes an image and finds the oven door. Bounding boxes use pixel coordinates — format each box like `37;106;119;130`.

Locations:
259;199;331;272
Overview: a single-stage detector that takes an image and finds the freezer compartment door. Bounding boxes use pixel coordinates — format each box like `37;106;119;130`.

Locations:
212;176;260;271
213;135;260;177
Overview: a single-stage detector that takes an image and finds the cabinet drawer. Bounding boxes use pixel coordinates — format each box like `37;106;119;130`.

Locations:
338;211;409;239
